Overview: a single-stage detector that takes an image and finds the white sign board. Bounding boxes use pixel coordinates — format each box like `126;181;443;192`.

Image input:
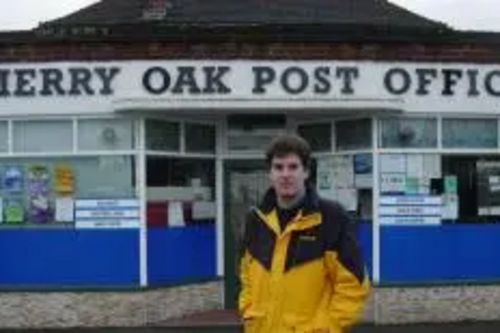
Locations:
379;195;442;226
75;199;140;229
2;60;500;115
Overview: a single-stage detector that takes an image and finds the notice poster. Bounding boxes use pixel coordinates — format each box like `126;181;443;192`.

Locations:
55;197;74;222
406;154;424;178
337;188;358;212
54;163;74;194
423;155;441;179
405;177;419;194
444;176;458;194
353;154;373;189
28;165;51;224
442;194;459;220
477;161;500;215
168;201;185;227
3;166;23;194
4;199;24;224
380;154;406;173
316;156;336;200
380;173;406;194
332;156;354;188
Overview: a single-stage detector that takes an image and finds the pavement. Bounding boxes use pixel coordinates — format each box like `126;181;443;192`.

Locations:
2;311;500;332
3;322;500;333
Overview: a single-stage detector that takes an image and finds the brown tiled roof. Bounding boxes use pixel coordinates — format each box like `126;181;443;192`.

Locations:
43;0;447;30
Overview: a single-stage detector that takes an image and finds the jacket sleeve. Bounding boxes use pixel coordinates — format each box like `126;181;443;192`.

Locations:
238;212;254;316
324;203;370;329
238;250;252;315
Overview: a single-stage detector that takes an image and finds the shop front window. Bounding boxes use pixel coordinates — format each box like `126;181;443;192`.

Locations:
297;123;332;152
0;156;135;227
336;119;372;151
185;123;216;153
380;117;437;148
315;154;373;222
442;155;500;223
0;121;8;153
442;119;498;149
13;120;73;153
146;119;180;152
146;157;215;227
227;114;286;152
78;118;135;151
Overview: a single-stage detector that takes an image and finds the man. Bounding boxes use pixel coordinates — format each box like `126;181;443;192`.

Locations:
238;134;370;333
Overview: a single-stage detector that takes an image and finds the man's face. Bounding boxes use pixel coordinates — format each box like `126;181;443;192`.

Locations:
269;153;309;200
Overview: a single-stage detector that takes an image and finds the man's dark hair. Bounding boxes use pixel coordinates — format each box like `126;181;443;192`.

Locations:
265;134;311;169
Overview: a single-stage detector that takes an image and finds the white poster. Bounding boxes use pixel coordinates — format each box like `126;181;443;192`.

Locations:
337;188;357;212
380;173;406;193
192;201;216;220
380;154;406;173
316;157;336;200
332;155;354;188
55;197;74;222
406;154;424;178
442;194;459;220
168;201;185;227
423;154;441;179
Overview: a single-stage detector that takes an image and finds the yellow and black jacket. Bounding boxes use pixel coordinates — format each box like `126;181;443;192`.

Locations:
238;187;370;333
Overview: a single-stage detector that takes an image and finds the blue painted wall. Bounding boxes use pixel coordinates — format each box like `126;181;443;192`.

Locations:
2;222;499;288
147;224;217;285
380;224;500;284
0;229;140;287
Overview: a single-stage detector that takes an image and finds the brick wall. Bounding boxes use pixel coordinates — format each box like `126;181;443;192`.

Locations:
1;40;500;63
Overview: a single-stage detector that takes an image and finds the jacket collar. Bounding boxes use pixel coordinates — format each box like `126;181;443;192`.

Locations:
257;183;321;217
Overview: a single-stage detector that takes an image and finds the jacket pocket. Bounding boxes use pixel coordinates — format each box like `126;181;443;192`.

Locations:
284;314;343;333
327;317;342;333
242;310;264;333
243;317;264;333
283;313;310;332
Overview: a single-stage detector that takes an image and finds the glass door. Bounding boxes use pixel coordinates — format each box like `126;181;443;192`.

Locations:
223;159;268;309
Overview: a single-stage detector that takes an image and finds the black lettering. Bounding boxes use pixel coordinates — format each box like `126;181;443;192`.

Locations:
467;70;480;97
95;67;121;95
252;66;276;94
336;67;359;95
69;68;94;96
313;67;331;94
202;66;231;94
14;69;36;97
485;71;500;97
40;69;65;96
384;68;411;95
143;67;171;95
171;66;201;94
442;69;463;96
415;68;437;95
281;67;308;95
0;69;9;97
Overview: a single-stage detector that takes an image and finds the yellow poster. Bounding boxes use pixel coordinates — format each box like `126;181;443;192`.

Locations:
54;163;74;194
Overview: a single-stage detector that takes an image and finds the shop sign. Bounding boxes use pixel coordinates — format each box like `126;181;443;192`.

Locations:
0;61;499;99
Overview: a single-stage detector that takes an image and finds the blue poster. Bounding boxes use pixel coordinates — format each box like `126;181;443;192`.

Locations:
353;154;373;175
3;166;23;194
